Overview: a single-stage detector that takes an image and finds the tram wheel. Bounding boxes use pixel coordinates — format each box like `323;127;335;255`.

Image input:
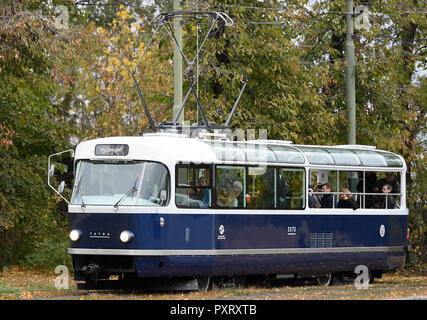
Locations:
196;276;211;292
316;273;333;286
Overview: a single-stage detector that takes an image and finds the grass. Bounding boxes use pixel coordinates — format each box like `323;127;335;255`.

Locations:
0;266;425;300
0;266;79;300
0;280;22;296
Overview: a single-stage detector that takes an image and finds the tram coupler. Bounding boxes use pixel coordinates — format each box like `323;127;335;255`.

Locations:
80;263;101;281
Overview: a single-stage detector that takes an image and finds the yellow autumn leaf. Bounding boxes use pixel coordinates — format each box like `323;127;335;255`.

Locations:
110;57;120;67
123;57;131;66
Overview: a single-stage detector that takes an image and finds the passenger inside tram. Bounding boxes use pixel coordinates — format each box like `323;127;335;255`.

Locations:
377;172;400;195
197;176;211;207
308;184;322;208
217;178;243;208
374;183;396;209
186;179;210;208
320;183;335;208
307;169;400;210
337;188;358;210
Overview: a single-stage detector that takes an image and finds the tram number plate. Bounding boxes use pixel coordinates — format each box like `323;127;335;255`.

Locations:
287;226;297;236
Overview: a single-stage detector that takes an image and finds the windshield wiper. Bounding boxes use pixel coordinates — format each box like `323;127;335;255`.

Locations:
113;177;138;211
74;177;86;209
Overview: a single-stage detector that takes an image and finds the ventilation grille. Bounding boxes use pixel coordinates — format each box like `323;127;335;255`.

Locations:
309;232;333;248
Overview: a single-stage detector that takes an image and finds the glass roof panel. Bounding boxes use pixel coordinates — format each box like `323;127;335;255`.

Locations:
205;141;246;162
353;150;388;167
297;147;334;165
325;148;361;166
243;144;276;163
379;152;403;167
268;145;305;164
202;140;402;168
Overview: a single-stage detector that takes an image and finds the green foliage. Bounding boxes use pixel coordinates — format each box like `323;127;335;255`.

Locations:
0;1;76;270
22;234;71;270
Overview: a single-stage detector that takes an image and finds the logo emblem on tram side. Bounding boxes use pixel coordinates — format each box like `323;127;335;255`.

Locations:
379;225;385;238
217;225;226;240
90;231;111;239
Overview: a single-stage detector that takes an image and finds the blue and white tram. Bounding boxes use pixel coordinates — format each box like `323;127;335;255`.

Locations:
62;132;408;288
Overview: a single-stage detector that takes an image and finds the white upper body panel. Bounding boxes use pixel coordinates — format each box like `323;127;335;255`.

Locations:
74;133;219;166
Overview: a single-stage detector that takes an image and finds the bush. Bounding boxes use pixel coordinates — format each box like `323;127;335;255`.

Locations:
22;234;71;270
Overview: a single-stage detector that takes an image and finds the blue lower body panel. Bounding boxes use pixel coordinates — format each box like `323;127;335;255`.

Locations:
68;212;407;279
134;251;405;278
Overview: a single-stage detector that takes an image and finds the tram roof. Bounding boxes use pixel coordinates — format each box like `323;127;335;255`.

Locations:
74;133;404;168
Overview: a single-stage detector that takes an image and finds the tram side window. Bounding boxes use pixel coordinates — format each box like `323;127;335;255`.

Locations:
278;168;305;209
215;166;305;210
357;171;401;209
247;167;275;209
308;170;401;210
216;166;245;208
175;164;212;208
309;170;337;208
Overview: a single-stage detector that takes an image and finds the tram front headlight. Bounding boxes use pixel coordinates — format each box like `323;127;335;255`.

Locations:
120;230;134;243
69;229;82;242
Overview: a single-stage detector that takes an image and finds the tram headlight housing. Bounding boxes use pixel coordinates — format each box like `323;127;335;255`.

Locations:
69;229;82;242
120;230;134;243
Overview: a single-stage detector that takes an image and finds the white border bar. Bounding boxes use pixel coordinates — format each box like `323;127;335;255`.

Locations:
67;246;404;256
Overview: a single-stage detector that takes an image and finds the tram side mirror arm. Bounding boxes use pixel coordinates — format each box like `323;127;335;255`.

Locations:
58;181;65;194
47;149;75;204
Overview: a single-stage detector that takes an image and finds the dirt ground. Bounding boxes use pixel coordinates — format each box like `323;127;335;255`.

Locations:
0;267;426;300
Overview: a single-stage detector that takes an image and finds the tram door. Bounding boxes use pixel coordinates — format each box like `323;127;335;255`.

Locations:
214;165;305;250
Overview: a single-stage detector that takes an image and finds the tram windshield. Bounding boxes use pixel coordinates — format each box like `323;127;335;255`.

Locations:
70;160;169;206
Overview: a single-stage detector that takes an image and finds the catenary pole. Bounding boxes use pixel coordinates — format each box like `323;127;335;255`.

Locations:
345;0;356;144
173;0;183;124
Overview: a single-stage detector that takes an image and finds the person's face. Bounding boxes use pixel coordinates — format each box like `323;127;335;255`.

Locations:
322;185;330;193
340;193;349;200
218;188;229;199
231;184;242;198
382;186;391;193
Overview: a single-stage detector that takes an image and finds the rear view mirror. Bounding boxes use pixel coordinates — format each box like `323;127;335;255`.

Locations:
160;190;167;201
49;165;55;178
58;181;65;194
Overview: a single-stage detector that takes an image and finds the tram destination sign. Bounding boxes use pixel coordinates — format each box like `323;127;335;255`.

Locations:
95;144;129;156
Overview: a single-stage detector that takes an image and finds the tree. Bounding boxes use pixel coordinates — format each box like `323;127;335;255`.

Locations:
0;1;78;269
69;5;174;139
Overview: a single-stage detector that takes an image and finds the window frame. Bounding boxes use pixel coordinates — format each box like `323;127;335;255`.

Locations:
175;162;213;209
71;159;171;207
214;164;306;210
307;168;402;210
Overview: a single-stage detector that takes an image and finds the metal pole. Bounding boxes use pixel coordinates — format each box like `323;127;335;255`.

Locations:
173;0;183;124
345;0;356;145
